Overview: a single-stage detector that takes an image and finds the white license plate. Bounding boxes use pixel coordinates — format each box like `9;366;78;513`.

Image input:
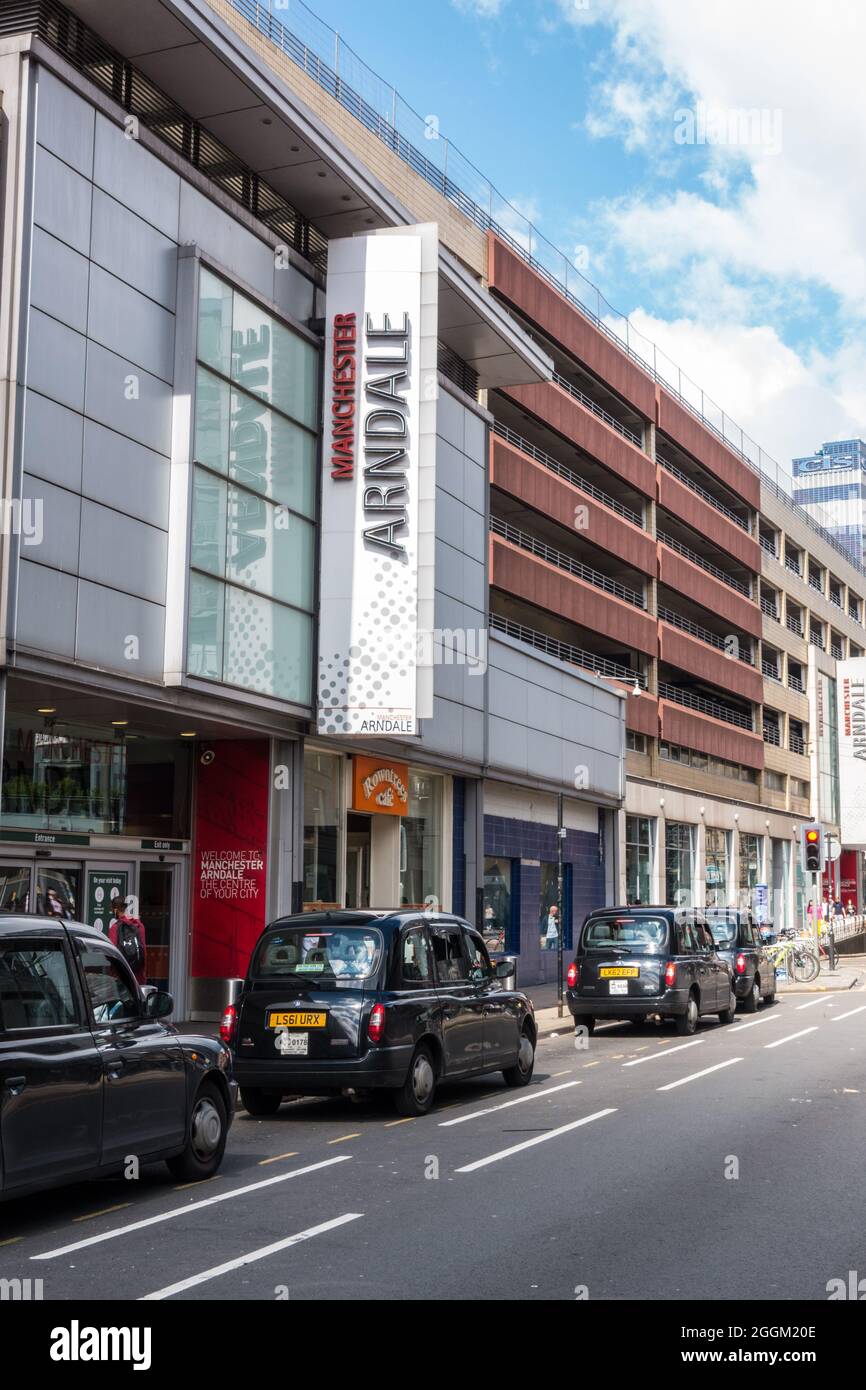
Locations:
276;1031;309;1056
609;980;629;995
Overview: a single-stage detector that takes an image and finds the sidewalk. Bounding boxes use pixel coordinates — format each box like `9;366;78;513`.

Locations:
526;956;866;1039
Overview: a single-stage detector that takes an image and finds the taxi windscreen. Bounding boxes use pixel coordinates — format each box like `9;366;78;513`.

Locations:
250;927;383;986
582;916;669;953
706;917;738;946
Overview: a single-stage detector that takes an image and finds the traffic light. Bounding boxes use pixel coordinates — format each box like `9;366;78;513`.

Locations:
801;824;824;874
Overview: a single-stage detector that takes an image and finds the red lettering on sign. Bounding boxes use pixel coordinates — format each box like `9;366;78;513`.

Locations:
330;313;356;478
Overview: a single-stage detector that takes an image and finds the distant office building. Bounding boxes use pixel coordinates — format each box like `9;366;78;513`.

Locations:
793;440;866;565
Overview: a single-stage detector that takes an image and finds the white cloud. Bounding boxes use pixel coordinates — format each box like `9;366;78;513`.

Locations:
451;0;506;17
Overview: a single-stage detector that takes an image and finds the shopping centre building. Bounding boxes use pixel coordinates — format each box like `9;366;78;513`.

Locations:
0;0;863;1010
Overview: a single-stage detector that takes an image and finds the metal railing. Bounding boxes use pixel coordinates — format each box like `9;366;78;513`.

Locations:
760;596;778;620
657;604;754;666
761;660;781;682
490;516;646;608
658;456;750;531
829;591;843;609
658;681;754;731
759;534;778;557
492;422;643;526
849;605;861;621
790;733;806;755
785;555;803;576
763;723;781;746
789;673;804;693
809;630;826;651
489;612;647;688
550;372;642;447
808;573;825;594
657;532;751;597
438;342;478;399
831;644;845;662
786;614;803;637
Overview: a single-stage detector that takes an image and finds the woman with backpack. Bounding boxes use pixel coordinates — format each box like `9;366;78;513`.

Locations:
108;896;148;986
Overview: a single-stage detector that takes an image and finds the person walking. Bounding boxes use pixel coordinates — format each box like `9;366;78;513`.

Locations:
108;896;147;986
544;904;560;951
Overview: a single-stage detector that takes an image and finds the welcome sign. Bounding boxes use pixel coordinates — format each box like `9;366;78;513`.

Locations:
837;657;866;848
317;226;438;736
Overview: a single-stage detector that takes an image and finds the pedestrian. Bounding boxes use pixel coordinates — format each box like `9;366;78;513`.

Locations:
846;900;856;917
108;896;147;986
544;903;559;951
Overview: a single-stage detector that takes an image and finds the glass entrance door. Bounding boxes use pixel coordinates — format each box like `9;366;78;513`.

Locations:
0;863;33;912
345;814;371;909
139;864;174;992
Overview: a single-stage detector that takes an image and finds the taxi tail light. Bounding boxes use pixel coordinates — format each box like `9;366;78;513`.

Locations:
566;962;579;989
664;961;677;988
219;1003;237;1044
735;952;747;975
368;1003;386;1044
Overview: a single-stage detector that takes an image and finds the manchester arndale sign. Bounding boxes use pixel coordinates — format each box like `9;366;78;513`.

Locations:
317;226;437;737
837;658;866;848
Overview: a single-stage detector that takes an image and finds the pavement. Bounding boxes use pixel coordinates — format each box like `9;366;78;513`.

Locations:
2;987;865;1301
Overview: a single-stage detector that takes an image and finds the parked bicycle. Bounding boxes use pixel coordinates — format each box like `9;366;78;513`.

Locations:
763;930;820;983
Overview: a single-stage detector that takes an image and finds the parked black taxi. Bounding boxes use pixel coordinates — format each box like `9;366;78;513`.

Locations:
225;910;536;1117
0;915;234;1200
566;906;737;1035
705;908;777;1012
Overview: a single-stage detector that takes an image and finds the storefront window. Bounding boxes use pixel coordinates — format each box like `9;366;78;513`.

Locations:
483;857;511;952
189;269;318;705
539;862;571;951
1;719;190;838
303;749;343;910
400;771;443;909
665;822;694;907
626;816;653;907
704;828;728;908
738;833;762;909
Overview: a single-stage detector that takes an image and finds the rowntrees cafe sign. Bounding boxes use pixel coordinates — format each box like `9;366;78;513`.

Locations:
317;226;438;737
837;658;866;848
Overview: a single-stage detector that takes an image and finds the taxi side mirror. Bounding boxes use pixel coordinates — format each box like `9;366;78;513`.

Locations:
494;959;514;979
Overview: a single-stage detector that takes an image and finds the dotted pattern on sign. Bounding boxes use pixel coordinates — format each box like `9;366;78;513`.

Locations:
318;558;417;732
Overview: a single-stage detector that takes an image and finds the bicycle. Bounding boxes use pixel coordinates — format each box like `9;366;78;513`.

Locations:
763;933;820;983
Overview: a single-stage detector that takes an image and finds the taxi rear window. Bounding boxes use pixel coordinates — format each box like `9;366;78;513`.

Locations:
251;927;383;986
582;916;669;952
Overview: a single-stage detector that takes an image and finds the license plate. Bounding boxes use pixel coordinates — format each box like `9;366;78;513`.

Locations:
267;1011;326;1029
599;967;639;978
609;980;629;995
276;1031;308;1056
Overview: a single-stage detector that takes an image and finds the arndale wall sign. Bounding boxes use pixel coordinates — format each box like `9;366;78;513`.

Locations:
837;657;866;848
317;225;438;736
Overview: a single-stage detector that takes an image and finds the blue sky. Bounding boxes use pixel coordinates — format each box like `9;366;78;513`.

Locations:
269;0;866;477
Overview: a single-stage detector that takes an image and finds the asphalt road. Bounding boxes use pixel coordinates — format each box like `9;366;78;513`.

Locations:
2;990;865;1302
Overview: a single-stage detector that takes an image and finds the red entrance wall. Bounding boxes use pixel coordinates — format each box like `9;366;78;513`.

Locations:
191;739;270;981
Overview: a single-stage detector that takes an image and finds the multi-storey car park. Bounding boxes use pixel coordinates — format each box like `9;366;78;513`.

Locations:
0;0;862;1005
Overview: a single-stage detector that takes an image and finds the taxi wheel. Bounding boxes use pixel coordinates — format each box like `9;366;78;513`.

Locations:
503;1028;535;1087
394;1043;437;1117
166;1082;228;1182
240;1087;283;1117
675;994;699;1035
718;990;737;1025
743;979;760;1013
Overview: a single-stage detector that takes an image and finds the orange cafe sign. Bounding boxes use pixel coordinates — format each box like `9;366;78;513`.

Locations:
352;756;409;816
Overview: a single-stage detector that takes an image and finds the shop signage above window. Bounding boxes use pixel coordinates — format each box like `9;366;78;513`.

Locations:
352;756;410;816
317;225;438;737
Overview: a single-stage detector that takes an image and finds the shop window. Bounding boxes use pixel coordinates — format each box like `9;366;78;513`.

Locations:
665;822;695;907
303;749;343;911
738;834;763;909
704;828;728;908
483;856;513;953
539;861;572;951
626;816;653;908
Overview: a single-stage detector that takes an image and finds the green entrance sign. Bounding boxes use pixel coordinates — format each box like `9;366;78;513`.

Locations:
86;871;128;935
0;829;91;847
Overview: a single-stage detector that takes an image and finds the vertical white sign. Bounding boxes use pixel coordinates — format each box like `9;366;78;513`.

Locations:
317;226;438;736
837;658;866;847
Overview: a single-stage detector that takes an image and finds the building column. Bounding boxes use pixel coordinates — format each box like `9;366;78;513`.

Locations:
464;777;484;929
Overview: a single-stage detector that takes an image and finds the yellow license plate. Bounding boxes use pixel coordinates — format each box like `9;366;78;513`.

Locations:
599;967;639;978
267;1011;327;1029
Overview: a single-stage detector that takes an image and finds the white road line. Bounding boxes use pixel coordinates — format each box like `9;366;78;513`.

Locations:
139;1213;363;1301
455;1109;616;1173
622;1039;703;1067
730;1013;781;1031
32;1155;352;1262
657;1058;743;1092
795;997;832;1010
438;1080;581;1127
831;1005;866;1022
764;1026;820;1049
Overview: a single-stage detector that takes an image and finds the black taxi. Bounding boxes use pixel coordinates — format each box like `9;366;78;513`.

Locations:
225;910;536;1117
566;906;737;1036
705;908;777;1012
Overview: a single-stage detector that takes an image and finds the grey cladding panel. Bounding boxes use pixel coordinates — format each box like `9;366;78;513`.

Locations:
79;500;167;605
22;391;84;492
30;228;89;334
36;67;95;173
26;311;86;414
90;190;177;310
84;341;173;456
16;560;77;657
93;113;180;240
88;266;176;383
21;473;81;573
75;580;165;678
82;422;170;531
33;147;92;256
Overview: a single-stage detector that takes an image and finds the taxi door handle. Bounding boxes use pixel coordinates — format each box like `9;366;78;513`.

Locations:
4;1075;26;1094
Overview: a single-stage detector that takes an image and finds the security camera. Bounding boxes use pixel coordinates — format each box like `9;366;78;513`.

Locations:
200;748;216;766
